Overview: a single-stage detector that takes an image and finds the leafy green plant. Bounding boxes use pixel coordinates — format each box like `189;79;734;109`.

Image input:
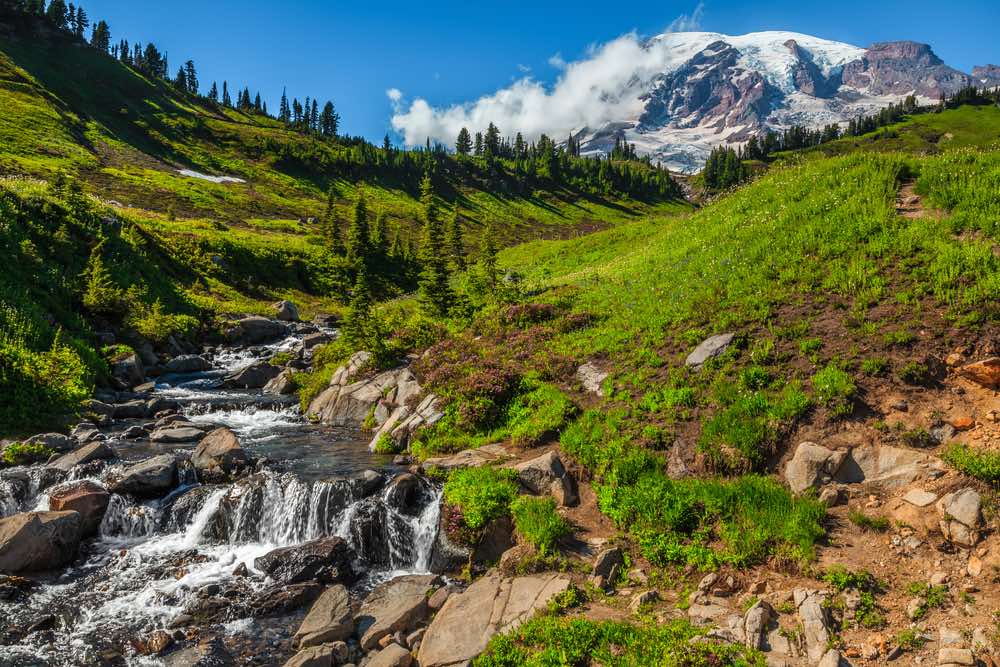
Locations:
898;362;930;386
942;444;1000;483
848;510;890;532
895;629;926;651
812;364;856;417
1;441;54;466
510;496;571;556
860;357;889;377
442;467;519;531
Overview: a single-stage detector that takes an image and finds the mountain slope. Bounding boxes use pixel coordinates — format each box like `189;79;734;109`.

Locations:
574;30;994;171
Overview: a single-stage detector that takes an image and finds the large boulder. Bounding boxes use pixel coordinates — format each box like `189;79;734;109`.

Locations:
293;584;353;648
417;572;571;667
0;511;83;573
24;433;75;453
794;589;832;663
784;442;848;494
254;537;354;585
273;300;300;322
958;357;1000;388
685;333;735;368
367;394;444;452
224;361;283;389
355;574;439;651
150;426;206;444
110;455;177;498
264;370;297;395
833;445;944;490
49;441;115;473
164;355;213;374
308;356;414;427
227;316;289;345
937;488;982;547
111;353;145;389
47;481;110;535
368;644;412;667
113;399;150;419
192;428;249;481
423;444;511;471
512;451;577;506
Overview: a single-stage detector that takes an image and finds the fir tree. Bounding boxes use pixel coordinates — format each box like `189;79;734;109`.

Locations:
208;81;218;103
183;60;198;95
73;5;87;37
341;266;372;351
279;88;291;124
320;101;339;137
446;209;465;271
174;66;188;92
417;176;452;316
477;223;499;293
346;191;371;266
322;185;343;254
222;81;232;107
45;0;68;29
371;209;388;255
90;20;110;52
455;127;472;155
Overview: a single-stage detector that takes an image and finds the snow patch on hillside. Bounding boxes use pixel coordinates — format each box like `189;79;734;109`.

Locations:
177;169;246;184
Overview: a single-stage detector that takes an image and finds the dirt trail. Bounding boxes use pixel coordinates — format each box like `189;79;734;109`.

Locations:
896;180;942;220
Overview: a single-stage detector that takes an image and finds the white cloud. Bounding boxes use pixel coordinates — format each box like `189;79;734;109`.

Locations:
389;4;710;147
666;1;705;33
386;88;403;103
517;63;532;73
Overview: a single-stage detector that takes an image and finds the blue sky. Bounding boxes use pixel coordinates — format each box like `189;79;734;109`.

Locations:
84;0;998;142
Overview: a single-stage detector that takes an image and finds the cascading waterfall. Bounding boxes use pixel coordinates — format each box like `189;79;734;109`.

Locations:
0;478;19;518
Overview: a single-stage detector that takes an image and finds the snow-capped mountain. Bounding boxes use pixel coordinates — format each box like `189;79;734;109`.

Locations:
574;31;989;172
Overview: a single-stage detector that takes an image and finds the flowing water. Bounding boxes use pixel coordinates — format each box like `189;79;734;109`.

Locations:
0;331;442;666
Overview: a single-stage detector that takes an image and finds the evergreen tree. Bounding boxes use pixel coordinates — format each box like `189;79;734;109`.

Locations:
72;5;87;37
477;223;499;294
346;190;371;265
484;122;501;157
474;132;483;156
279;88;291;124
208;81;218;103
446;209;465;271
320;101;339;137
253;92;262;113
341;265;372;351
310;99;319;133
90;20;110;52
322;185;343;254
455;127;472;155
174;66;188;92
417;176;452;316
222;81;232;107
183;60;198;95
371;209;388;256
45;0;68;29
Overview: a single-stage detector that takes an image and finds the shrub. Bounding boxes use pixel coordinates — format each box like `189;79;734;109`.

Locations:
848;510;890;532
504;383;577;446
1;441;54;466
898;361;930;385
860;357;889;376
442;467;519;531
812;364;856;417
510;496;571;556
822;566;878;592
0;334;92;431
372;433;400;455
941;444;1000;483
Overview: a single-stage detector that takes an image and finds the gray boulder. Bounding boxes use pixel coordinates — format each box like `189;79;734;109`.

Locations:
0;511;83;573
192;428;249;481
355;574;438;651
293;584;353;648
512;451;577;506
165;355;212;374
254;537;354;585
784;442;848;494
113;399;150;419
50;441;115;472
224;361;282;389
110;454;177;497
367;644;412;667
264;370;297;395
24;433;74;453
111;353;145;389
274;300;300;322
150;426;206;444
685;333;735;368
937;488;982;547
227;316;289;344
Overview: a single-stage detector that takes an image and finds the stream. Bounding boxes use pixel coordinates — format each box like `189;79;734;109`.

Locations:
0;329;443;666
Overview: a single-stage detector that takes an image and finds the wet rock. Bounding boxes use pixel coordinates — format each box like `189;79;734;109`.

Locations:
0;574;38;602
274;300;300;322
264;369;297;395
113;399;150;419
422;444;511;471
192;428;249;481
513;451;577;507
165;355;213;374
136;629;173;656
71;421;103;442
576;362;608;396
301;332;331;353
226;316;289;345
784;442;847;493
24;433;74;453
150;426;206;444
294;584;353;648
249;581;323;617
356;574;439;651
367;644;412;667
254;536;355;585
0;511;83;573
957;357;1000;388
121;425;148;440
685;333;735;368
111;353;145;389
50;441;115;472
383;473;427;515
48;481;110;535
110;454;177;498
417;572;570;667
224;360;283;389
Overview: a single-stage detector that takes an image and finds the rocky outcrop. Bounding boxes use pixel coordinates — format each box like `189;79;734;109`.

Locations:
164;355;212;374
794;589;832;663
192;428;249;481
685;333;735;368
368;394;444;452
49;441;115;472
110;454;177;497
264;370;296;395
293;584;353;648
418;572;571;666
274;300;300;322
226;316;289;345
785;442;848;493
0;511;83;573
576;362;608;396
223;360;283;389
423;444;511;471
254;537;354;585
512;451;577;507
355;574;438;651
958;357;1000;388
973;64;1000;87
842;41;972;98
784;441;944;493
111;353;145;389
24;433;74;453
47;481;109;535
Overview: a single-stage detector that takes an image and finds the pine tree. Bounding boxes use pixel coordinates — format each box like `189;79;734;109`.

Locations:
417;176;452;316
46;0;68;29
341;265;372;351
253;92;262;113
208;81;218;103
310;99;319;133
455;127;472;155
279;88;291;124
346;191;371;266
478;222;499;293
90;20;110;52
174;66;188;92
446;209;465;271
73;5;87;37
183;60;198;95
474;132;483;156
371;209;388;256
320;101;339;137
322;185;343;254
222;81;232;107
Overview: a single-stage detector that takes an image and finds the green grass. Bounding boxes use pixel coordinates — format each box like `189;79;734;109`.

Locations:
442;467;520;531
941;444;1000;484
510;496;572;556
848;510;890;532
0;441;54;466
812;364;856;417
474;616;766;667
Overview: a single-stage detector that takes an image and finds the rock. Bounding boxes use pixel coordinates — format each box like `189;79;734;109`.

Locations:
367;644;412;667
698;573;719;592
937;648;974;665
223;360;283;389
113;399;150;419
629;590;659;612
818;649;843;667
903;489;938;507
0;511;82;573
833;445;944;490
307;356;409;428
929;571;949;587
294;584;353;648
576;362;608;396
794;589;831;663
906;597;925;620
110;454;177;498
164;355;211;374
47;481;109;535
937;488;982;547
227;316;289;345
512;451;577;506
592;547;624;578
49;441;115;472
818;486;842;507
685;333;735;368
417;572;570;667
958;357;1000;388
283;643;336;667
743;600;773;650
967;554;983;577
971;627;991;650
248;581;323;618
111;353;145;389
356;574;438;651
150;426;206;444
930;424;957;445
254;537;354;585
383;474;428;515
302;332;331;352
24;433;74;453
422;444;511;471
274;300;300;322
950;416;975;431
264;369;297;395
138;630;173;656
427;586;452;612
939;626;963;646
71;422;103;442
121;425;148;440
784;442;847;493
192;428;249;481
